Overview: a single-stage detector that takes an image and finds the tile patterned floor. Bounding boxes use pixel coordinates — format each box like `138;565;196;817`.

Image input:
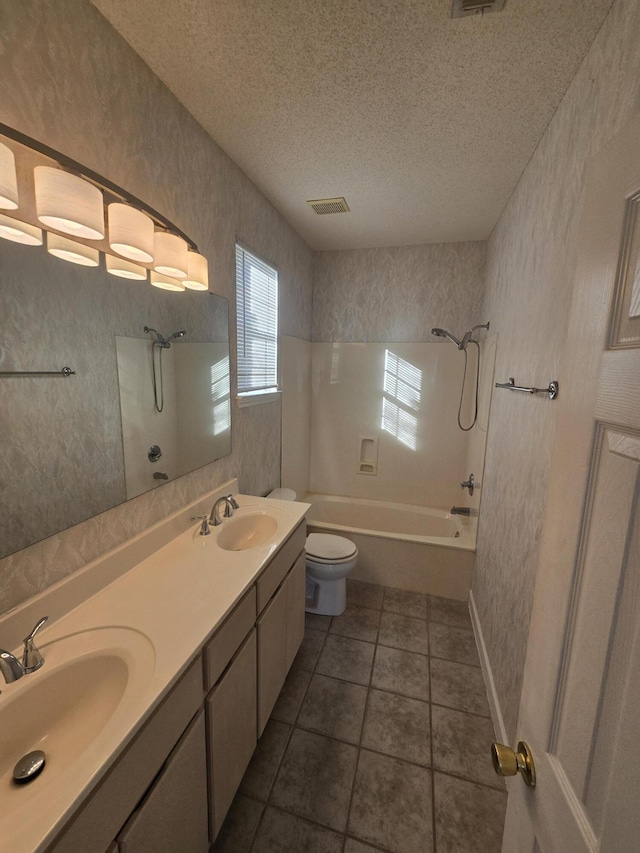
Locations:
214;580;507;853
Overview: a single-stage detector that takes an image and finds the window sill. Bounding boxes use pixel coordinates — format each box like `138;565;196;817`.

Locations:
236;390;282;408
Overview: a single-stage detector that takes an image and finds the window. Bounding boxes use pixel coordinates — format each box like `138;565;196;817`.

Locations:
235;244;279;404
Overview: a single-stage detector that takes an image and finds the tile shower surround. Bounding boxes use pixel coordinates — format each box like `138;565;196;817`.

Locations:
214;579;506;853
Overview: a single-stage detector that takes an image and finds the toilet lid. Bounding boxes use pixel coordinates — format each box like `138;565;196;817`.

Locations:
306;533;357;561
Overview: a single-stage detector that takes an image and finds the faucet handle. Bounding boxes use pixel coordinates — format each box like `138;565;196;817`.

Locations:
460;473;475;496
22;615;48;673
191;515;211;536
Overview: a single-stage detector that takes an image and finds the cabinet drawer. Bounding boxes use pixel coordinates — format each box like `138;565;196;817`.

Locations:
256;521;305;614
47;657;204;853
204;586;256;690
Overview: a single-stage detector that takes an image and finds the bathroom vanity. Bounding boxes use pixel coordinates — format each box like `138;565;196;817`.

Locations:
0;480;308;853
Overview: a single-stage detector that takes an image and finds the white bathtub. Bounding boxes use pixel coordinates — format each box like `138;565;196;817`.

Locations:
304;494;476;601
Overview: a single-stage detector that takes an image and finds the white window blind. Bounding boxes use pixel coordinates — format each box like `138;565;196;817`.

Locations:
235;244;278;395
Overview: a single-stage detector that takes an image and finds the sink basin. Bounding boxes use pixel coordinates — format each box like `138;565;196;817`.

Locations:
216;511;279;551
0;626;155;791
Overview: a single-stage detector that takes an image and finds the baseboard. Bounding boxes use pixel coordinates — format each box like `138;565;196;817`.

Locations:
469;589;508;744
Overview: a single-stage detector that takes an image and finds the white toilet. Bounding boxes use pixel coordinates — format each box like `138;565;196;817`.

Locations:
266;488;358;616
305;532;358;616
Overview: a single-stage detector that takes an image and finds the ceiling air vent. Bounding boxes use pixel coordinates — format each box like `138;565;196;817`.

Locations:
307;197;350;215
452;0;506;17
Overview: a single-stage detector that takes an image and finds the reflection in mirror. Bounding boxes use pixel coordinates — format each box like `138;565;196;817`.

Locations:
0;238;231;559
116;336;230;499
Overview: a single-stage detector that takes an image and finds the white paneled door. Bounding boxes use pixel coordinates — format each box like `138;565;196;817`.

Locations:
501;115;640;853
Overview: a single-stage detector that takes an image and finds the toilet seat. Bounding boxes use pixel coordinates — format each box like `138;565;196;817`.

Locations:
306;533;357;563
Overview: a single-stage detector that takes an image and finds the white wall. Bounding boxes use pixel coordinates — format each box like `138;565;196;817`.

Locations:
473;0;640;741
0;0;312;614
280;335;312;498
309;341;476;509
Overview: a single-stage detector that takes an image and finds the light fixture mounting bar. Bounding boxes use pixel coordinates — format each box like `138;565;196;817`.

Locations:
0;122;197;251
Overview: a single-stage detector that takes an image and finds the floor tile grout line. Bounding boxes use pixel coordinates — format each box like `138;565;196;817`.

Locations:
428;598;438;853
431;766;508;794
341;609;381;853
252;619;332;852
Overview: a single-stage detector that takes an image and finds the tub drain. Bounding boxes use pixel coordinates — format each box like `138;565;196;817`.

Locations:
13;750;46;783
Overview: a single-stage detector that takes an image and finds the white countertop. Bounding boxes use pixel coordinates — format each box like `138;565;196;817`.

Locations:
0;487;308;853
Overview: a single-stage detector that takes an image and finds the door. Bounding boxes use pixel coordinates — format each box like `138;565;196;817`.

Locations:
502;114;640;853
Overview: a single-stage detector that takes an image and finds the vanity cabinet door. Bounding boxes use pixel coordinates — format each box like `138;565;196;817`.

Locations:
118;711;209;853
257;580;288;736
207;629;257;840
285;552;306;671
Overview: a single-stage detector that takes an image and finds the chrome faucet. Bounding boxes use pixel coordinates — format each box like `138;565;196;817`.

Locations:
0;616;49;683
209;494;239;527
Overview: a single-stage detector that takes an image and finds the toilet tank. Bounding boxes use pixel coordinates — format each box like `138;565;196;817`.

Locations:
266;487;297;501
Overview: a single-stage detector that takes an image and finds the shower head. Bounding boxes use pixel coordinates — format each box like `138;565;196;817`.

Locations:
144;327;187;348
431;328;463;348
431;322;490;350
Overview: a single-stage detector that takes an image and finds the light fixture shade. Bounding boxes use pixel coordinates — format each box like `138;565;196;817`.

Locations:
150;270;186;291
0;213;42;246
47;232;99;266
153;232;188;278
184;251;209;290
108;203;154;263
106;253;147;280
0;143;18;209
35;166;104;240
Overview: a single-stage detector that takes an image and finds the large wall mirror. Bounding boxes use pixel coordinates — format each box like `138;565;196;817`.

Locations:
0;238;231;559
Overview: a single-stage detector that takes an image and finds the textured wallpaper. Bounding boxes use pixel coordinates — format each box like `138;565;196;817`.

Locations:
472;0;640;740
0;0;312;614
312;241;487;342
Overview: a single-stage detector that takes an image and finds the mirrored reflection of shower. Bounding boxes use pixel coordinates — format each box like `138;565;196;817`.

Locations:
144;326;187;412
430;322;490;431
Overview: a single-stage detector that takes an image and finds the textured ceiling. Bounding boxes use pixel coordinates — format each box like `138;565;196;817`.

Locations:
92;0;613;250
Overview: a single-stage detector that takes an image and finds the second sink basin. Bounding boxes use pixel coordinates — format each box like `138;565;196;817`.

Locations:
216;512;279;551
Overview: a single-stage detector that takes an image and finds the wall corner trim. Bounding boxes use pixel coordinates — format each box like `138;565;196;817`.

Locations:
469;589;508;745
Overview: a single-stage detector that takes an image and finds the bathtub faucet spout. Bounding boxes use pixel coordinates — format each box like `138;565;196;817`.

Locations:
451;506;472;516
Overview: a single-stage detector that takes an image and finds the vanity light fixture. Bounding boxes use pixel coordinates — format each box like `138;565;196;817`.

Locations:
0;142;18;209
105;253;147;280
47;232;99;266
184;250;209;290
34;166;105;240
0;213;43;246
154;232;188;278
150;270;186;291
0;122;205;293
108;203;154;263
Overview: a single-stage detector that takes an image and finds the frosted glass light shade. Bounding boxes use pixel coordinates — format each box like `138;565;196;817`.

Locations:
0;143;18;209
47;232;99;266
150;270;185;291
153;232;188;278
0;213;42;246
35;166;104;240
184;251;209;290
106;253;147;280
108;203;154;262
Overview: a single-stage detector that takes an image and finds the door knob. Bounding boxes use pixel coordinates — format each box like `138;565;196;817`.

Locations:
491;741;536;788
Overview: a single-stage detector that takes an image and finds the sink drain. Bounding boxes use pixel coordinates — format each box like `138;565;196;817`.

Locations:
13;750;46;783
